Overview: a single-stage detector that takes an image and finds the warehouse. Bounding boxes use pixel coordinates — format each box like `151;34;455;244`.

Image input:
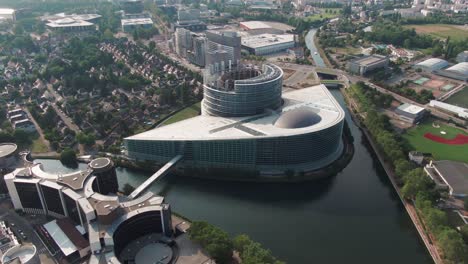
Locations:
413;58;449;72
435;62;468;81
241;34;295;56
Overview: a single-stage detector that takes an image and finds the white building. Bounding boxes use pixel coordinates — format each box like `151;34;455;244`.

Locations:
429;100;468;119
241;34;295;56
414;58;449;72
0;8;16;21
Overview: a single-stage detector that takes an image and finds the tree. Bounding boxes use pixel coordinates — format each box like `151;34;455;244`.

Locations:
464;196;468;211
233;234;251;252
60;148;77;167
401;169;432;199
122;183;135;196
437;228;467;263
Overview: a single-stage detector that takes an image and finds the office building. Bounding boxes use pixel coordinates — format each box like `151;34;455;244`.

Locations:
5;157;173;263
120;0;144;14
394;103;426;124
205;30;241;71
43;13;101;32
125;63;346;179
347;55;389;75
121;17;153;32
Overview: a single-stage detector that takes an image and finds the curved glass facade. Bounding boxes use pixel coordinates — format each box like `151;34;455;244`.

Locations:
203;64;283;117
126;119;344;174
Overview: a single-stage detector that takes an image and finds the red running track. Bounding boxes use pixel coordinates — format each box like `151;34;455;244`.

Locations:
423;133;468;145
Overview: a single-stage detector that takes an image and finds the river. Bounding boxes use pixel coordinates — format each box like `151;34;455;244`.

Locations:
34;90;431;264
305;29;326;68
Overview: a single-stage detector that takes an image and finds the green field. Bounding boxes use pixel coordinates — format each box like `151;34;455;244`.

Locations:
32;138;48;153
403;118;468;162
160;102;201;126
404;24;468;41
306;8;340;21
444;87;468;108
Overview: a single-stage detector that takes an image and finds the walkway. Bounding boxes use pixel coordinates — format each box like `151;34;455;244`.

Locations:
129;155;184;199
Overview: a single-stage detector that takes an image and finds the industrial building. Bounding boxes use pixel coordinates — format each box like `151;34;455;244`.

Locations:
429;100;468;119
121;17;153;32
413;58;449;72
425;160;468;197
0;8;15;21
347;55;389;75
239;21;284;35
5;157;173;263
435;62;468;81
241;34;296;56
394;103;426;124
125;63;346;179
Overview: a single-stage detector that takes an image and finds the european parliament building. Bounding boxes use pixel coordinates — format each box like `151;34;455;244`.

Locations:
125;63;345;178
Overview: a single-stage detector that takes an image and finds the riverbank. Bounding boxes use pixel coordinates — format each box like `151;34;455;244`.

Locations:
341;87;444;264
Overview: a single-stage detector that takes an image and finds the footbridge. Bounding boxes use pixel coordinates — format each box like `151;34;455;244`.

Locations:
129;155;183;199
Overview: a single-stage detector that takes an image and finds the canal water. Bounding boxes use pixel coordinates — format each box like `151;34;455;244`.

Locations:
35;90;431;264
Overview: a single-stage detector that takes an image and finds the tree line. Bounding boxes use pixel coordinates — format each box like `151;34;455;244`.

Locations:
189;221;284;264
349;82;467;263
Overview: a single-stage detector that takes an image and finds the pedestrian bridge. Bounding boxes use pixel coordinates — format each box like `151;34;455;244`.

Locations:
128;155;183;199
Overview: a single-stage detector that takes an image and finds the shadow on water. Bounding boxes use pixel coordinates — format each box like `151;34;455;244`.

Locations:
162;172;337;204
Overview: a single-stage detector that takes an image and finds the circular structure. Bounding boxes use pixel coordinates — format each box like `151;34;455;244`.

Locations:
203;64;283;117
135;243;173;264
275;108;322;129
0;143;18;168
2;244;36;264
89;157;112;172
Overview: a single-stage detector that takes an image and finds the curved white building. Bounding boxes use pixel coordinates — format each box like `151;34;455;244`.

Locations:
126;64;346;179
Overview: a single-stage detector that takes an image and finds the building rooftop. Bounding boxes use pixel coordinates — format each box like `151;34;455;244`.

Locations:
0;8;15;15
352;55;388;66
241;34;294;49
121;17;153;26
433;160;468;195
44;220;78;256
0;143;17;158
126;85;345;141
239;21;271;30
46;18;94;28
415;58;448;69
397;103;425;115
445;62;468;76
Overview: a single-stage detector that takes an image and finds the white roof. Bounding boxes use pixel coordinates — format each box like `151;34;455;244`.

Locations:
241;34;295;49
445;62;468;76
47;18;94;28
121;18;153;26
415;58;448;69
43;220;78;256
0;8;15;15
429;100;468;119
397;103;425;114
126;85;345;141
240;21;271;30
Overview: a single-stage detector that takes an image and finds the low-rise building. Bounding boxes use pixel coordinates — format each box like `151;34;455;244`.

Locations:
413;58;449;72
395;103;426;124
424;160;468;197
13;119;36;132
0;8;16;21
347;55;389;75
121;17;153;32
241;34;295;56
434;62;468;81
409;151;424;165
429;100;468;119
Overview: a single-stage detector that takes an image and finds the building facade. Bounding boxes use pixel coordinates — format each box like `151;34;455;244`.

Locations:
347;55;389;75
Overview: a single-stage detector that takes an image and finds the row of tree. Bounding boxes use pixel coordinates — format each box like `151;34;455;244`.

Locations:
188;221;284;264
349;82;467;263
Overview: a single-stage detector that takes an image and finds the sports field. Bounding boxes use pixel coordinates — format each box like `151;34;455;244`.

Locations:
444;87;468;108
403;118;468;162
404;24;468;41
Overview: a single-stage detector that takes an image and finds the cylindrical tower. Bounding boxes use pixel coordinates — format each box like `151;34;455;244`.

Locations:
89;158;118;195
202;64;283;117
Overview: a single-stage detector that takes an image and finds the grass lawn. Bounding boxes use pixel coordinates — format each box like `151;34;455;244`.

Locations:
404;24;468;41
306;8;340;21
32;138;48;153
444;87;468;108
160;102;201;126
402;118;468;162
